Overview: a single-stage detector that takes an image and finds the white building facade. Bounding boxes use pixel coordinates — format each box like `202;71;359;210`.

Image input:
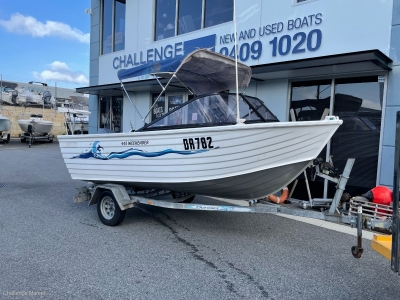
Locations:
80;0;400;199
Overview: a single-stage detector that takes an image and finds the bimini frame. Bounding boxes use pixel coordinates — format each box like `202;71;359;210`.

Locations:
116;48;252;124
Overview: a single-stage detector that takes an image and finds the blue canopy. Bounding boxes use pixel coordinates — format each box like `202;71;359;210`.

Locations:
117;56;184;81
117;49;252;95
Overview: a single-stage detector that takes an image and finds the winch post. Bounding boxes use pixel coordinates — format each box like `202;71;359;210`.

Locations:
391;111;400;273
328;158;355;214
351;205;364;258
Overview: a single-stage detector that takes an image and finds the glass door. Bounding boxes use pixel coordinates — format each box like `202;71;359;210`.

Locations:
289;76;384;200
290;80;332;200
99;96;123;132
329;76;383;197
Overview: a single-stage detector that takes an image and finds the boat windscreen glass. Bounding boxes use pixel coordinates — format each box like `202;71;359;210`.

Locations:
144;93;278;130
241;95;279;122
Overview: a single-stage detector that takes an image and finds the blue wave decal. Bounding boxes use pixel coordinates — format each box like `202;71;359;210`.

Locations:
72;141;210;160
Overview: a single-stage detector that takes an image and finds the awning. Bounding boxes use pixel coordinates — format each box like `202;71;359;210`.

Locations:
251;50;392;81
77;50;392;96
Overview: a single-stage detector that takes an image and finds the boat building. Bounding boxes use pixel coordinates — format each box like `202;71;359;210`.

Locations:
79;0;400;199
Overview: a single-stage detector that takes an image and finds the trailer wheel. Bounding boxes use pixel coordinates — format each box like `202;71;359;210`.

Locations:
97;191;126;226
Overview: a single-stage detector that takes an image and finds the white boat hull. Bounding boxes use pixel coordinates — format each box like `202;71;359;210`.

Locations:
18;119;53;135
59;119;342;200
0;115;11;132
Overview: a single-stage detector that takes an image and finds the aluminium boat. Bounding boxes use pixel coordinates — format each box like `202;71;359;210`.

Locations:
58;49;342;200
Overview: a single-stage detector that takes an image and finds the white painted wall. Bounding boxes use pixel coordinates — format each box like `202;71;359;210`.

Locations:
99;0;393;84
122;91;151;131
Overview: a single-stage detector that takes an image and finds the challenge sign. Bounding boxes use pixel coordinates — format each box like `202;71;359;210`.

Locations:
112;13;323;70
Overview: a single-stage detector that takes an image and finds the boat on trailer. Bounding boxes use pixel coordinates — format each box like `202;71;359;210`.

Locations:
0;113;11;143
58;49;342;200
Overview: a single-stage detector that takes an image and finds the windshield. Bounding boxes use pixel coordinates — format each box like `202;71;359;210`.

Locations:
141;93;278;131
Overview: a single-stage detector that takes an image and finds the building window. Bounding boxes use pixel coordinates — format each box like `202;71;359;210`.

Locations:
114;0;126;52
155;0;177;41
151;93;188;122
204;0;233;28
329;77;383;196
155;0;233;41
289;76;384;200
151;93;166;121
178;0;202;35
101;0;126;55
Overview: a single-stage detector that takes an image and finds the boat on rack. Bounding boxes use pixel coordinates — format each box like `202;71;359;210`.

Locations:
1;87;18;106
58;49;342;200
58;107;90;134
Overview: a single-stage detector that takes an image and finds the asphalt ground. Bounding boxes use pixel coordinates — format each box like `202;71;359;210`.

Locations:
0;139;399;299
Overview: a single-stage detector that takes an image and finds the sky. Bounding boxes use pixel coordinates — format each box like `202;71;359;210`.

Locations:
0;0;91;89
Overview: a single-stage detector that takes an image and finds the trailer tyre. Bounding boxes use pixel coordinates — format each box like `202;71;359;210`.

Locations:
97;191;126;226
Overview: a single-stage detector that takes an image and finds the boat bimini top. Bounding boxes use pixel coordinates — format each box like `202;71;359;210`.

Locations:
117;48;252;96
117;49;278;131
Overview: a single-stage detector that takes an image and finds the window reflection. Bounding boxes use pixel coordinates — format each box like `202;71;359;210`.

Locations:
290;80;331;121
114;0;126;52
155;0;234;40
102;0;113;54
330;77;383;195
205;0;233;28
151;93;166;122
146;93;277;129
178;0;202;35
155;0;176;41
289;77;384;200
99;97;123;133
290;80;331;199
102;0;125;54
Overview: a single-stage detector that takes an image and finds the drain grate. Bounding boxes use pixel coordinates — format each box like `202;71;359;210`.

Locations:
0;183;4;188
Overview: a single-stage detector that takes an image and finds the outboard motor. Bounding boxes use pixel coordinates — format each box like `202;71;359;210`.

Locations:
310;157;339;181
11;90;18;105
42;91;52;105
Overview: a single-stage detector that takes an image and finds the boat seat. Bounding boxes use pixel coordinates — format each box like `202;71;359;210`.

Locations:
297;110;321;121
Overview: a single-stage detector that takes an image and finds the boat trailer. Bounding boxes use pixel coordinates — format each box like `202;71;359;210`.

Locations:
70;108;400;266
73;179;371;260
0;130;10;144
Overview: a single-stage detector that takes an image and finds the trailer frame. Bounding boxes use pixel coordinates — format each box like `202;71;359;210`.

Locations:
72;181;370;257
